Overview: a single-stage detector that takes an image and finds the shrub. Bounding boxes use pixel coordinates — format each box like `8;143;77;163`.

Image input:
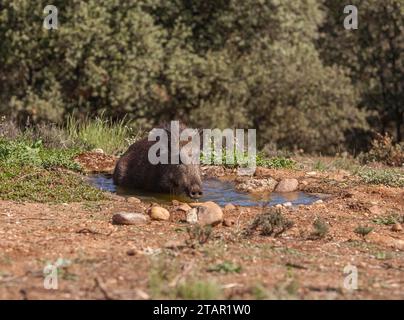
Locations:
244;207;294;237
359;134;404;167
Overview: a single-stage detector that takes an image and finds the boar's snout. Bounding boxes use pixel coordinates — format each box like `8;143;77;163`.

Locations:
187;184;203;199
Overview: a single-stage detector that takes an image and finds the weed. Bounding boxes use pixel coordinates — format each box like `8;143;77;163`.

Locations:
0;165;104;203
176;280;222;300
186;225;213;246
207;261;241;274
66;114;137;155
372;214;403;226
309;218;329;239
354;225;374;237
244;207;294;237
357;167;404;188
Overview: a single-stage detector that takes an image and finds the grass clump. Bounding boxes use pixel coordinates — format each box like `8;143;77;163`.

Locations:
244;207;294;237
66;115;137;155
207;261;242;274
0;139;80;170
201;147;295;169
357;167;404;188
0;139;103;203
0;165;104;203
309;218;329;239
373;214;403;225
354;225;374;238
148;255;221;300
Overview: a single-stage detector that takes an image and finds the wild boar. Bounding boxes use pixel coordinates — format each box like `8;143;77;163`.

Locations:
113;122;203;199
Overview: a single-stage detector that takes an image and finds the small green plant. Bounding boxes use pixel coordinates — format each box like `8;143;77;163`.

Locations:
66;114;137;155
309;218;329;239
251;284;268;300
313;160;327;171
176;280;222;300
207;261;242;274
244;207;294;237
354;225;374;238
357;168;404;188
0;165;104;203
372;214;403;226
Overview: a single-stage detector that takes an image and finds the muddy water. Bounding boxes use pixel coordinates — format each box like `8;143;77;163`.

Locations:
88;174;320;207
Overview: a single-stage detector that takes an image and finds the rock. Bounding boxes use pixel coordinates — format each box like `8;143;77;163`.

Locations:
313;199;324;205
112;212;149;225
126;196;142;204
224;203;236;211
254;167;273;177
177;203;192;212
236;178;278;193
126;249;137;256
368;205;384;215
283;202;292;207
149;206;170;221
223;218;235;227
392;223;403;232
92;148;105;154
274;178;299;192
187;201;223;226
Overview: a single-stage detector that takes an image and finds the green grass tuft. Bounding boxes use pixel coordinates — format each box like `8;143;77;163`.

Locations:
66;114;137;155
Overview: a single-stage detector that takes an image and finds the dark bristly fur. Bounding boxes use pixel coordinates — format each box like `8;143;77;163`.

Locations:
113;123;203;199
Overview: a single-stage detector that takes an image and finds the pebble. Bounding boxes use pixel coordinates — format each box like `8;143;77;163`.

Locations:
392;223;402;232
177;203;192;212
112;212;149;225
126;197;142;204
187;201;223;226
149;206;170;221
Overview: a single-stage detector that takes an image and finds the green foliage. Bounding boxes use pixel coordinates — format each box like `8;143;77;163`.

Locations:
310;218;329;239
359;134;403;167
357;168;404;188
354;226;374;237
0;139;80;170
66;114;137;155
373;214;403;226
244;207;294;237
207;261;242;274
319;0;403;143
0;165;104;203
0;0;371;154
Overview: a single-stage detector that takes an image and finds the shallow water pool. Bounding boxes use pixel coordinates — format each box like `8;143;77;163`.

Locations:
88;174;320;207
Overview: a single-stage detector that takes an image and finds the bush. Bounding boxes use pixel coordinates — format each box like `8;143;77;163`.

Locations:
359;134;404;167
